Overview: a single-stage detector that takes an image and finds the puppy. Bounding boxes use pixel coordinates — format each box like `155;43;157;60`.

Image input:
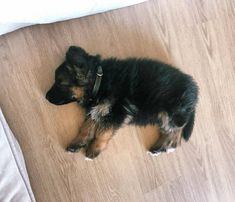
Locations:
46;46;198;159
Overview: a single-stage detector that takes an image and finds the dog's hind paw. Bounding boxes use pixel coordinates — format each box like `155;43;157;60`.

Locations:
147;151;162;157
85;157;94;161
149;146;166;155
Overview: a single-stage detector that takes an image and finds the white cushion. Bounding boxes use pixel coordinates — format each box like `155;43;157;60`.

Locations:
0;108;35;202
0;0;146;35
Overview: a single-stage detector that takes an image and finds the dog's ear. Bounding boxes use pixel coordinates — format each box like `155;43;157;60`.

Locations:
66;46;89;68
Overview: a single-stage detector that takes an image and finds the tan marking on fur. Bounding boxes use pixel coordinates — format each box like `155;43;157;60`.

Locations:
158;112;173;134
86;127;114;158
89;100;111;121
123;115;133;125
71;87;84;99
151;112;183;152
166;127;183;148
92;129;113;151
155;127;183;150
70;117;96;146
70;118;114;155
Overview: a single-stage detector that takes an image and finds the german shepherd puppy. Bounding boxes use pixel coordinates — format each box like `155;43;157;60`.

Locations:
46;46;198;159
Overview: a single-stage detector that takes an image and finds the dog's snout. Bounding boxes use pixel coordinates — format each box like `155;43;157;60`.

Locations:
45;85;74;105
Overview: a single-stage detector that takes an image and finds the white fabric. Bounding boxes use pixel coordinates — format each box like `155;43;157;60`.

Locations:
0;108;35;202
0;0;146;35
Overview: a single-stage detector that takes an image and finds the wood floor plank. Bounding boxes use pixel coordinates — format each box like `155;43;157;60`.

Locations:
1;0;235;201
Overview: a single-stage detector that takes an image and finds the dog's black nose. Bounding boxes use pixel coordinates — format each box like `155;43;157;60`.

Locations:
46;92;50;100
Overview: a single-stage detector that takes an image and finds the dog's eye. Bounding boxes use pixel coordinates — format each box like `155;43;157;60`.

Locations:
56;80;69;87
76;74;85;80
60;82;70;86
73;64;85;69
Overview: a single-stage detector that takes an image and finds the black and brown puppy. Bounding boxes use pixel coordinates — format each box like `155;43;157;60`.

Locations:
46;46;198;159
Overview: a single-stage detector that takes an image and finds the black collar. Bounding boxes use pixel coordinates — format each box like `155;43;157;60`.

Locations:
90;65;103;100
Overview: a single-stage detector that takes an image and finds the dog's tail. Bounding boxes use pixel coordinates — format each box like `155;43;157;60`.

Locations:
182;110;195;141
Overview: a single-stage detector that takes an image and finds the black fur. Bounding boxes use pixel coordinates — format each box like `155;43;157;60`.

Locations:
46;46;199;157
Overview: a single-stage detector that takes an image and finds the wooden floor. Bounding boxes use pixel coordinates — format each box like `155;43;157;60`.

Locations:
1;0;235;201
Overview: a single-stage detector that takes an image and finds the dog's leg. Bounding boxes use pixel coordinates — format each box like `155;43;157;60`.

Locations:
149;128;182;155
66;117;96;152
85;126;114;159
149;112;183;155
148;134;168;156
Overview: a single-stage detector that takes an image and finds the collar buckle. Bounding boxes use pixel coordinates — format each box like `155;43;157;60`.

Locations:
96;66;103;77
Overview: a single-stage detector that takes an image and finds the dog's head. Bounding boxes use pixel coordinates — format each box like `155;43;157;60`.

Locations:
46;46;100;105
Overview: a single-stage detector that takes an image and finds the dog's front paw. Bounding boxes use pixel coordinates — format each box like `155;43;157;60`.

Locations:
66;144;83;153
85;147;100;159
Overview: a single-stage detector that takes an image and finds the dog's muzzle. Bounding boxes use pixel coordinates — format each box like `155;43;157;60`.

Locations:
46;84;75;105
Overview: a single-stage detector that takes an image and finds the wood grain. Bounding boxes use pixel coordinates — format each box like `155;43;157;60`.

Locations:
1;0;235;201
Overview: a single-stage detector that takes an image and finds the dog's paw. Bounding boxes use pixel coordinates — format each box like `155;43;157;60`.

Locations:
85;157;94;161
66;144;82;153
147;151;162;157
85;148;100;159
149;146;166;155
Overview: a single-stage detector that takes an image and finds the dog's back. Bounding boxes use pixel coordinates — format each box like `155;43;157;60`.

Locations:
100;58;198;128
